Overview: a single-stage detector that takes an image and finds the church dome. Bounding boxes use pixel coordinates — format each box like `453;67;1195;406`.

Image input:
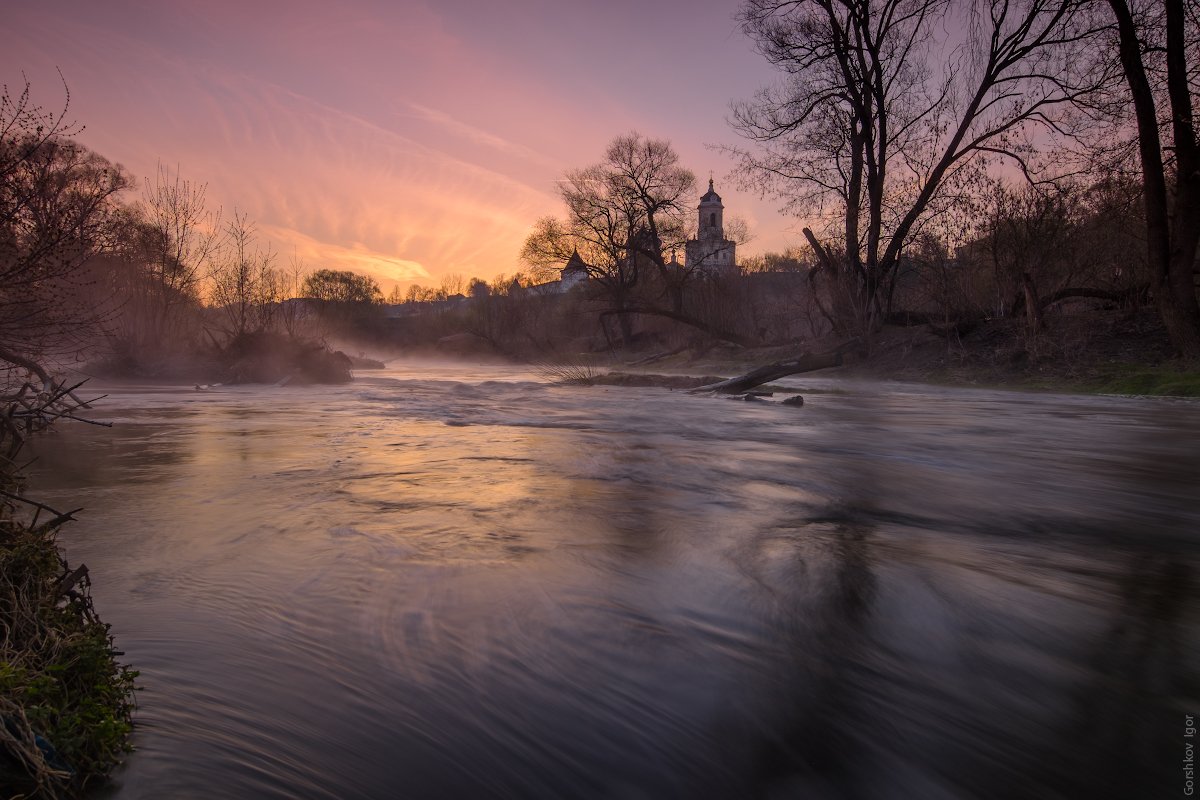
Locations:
699;178;722;205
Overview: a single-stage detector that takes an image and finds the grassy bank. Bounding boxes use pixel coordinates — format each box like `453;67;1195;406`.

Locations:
1075;364;1200;397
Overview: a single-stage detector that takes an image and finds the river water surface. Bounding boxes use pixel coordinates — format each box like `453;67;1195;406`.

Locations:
29;364;1200;799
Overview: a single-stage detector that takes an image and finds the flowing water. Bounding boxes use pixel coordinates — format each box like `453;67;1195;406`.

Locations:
28;364;1200;799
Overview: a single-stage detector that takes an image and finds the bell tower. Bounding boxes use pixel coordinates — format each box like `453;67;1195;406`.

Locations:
685;177;736;276
698;178;724;239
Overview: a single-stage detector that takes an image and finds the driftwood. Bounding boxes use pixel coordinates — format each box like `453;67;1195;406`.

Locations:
690;339;860;394
57;564;89;597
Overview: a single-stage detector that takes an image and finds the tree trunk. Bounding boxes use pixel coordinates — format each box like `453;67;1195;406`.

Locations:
1021;272;1043;331
1109;0;1200;357
690;339;860;394
616;309;634;346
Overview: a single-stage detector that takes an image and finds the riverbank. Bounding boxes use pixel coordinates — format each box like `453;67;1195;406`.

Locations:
0;374;137;798
610;308;1200;397
0;514;138;798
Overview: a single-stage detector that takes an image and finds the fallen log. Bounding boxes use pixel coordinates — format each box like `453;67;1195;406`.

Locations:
690;339;859;394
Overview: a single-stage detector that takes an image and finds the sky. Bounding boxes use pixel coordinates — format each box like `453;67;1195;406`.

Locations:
3;0;800;292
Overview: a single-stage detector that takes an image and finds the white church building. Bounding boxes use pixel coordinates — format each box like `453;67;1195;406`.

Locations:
684;179;737;277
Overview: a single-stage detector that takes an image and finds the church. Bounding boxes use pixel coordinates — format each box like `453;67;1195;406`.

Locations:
684;179;737;277
537;177;738;291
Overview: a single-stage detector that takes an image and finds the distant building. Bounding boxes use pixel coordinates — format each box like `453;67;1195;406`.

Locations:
525;179;738;293
685;179;737;277
560;248;589;291
524;247;591;296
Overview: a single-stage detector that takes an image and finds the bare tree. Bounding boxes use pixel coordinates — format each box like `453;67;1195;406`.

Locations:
729;0;1113;338
437;273;467;300
209;210;278;340
602;134;695;311
274;252;310;339
981;181;1080;330
521;133;697;344
137;162;221;340
0;76;130;366
1105;0;1200;356
521;204;641;346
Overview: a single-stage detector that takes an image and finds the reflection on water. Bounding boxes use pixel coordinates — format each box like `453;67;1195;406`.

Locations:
28;365;1200;799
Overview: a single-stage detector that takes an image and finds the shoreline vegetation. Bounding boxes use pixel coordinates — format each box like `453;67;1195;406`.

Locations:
0;366;136;798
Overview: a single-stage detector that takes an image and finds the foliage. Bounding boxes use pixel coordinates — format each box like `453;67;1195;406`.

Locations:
0;523;138;798
0;361;136;798
301;269;382;304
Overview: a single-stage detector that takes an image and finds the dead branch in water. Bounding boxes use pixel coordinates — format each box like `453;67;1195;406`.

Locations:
690;339;860;394
0;353;110;461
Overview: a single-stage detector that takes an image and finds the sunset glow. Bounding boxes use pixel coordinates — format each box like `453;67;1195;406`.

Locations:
4;0;789;292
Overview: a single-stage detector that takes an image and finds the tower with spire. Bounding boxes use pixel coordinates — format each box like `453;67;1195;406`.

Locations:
559;247;589;291
684;178;736;276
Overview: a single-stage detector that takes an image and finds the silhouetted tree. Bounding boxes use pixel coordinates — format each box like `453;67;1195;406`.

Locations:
521;133;696;343
1105;0;1200;356
730;0;1112;338
301;268;382;304
209;210;279;339
136;161;221;341
300;268;382;331
0;76;130;365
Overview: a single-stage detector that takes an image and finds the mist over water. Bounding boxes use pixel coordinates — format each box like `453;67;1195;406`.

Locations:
29;364;1200;799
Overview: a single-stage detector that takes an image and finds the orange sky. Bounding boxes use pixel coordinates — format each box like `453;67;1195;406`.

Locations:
4;0;800;292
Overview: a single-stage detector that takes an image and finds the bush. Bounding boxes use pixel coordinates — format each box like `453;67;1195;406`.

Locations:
0;519;137;798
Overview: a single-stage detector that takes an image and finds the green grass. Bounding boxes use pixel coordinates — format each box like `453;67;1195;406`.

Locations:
1086;364;1200;397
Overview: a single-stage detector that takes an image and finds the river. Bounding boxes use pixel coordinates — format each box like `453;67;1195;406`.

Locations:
28;364;1200;799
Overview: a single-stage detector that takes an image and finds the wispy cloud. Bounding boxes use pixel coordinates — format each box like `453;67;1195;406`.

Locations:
2;0;797;285
195;75;561;281
3;11;563;286
261;224;430;285
399;102;561;168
